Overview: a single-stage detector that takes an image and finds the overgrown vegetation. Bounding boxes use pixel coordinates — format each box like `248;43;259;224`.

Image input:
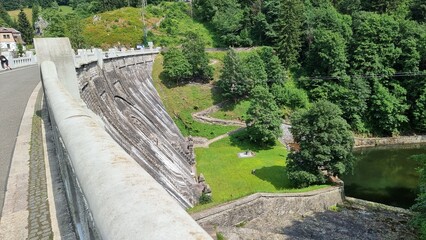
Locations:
152;54;238;139
411;154;426;239
82;2;215;48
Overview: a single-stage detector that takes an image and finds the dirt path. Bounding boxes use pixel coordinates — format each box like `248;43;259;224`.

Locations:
191;102;245;147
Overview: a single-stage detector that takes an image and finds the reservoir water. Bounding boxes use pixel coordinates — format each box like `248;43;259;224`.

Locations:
342;144;426;209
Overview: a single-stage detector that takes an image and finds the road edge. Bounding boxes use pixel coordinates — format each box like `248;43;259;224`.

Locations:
0;82;41;240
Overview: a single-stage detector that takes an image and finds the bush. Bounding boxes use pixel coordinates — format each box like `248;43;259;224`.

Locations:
199;193;212;204
287;170;319;188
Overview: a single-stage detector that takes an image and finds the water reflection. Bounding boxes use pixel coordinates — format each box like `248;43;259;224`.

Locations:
342;144;425;209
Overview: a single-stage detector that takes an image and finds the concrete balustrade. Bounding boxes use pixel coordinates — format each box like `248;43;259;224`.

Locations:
36;38;212;239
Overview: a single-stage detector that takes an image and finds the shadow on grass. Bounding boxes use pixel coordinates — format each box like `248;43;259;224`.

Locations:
229;129;274;151
159;72;180;89
210;85;225;105
253;166;290;189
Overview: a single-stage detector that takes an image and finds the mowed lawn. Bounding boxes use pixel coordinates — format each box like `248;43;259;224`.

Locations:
192;130;327;211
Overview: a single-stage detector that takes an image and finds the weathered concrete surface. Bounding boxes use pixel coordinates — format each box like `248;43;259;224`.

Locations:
34;38;80;100
77;55;200;208
193;189;417;239
41;59;212;239
354;135;426;148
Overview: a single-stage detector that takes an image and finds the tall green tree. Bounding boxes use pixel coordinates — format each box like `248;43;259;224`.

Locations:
217;48;247;100
410;0;426;23
181;32;213;82
257;47;285;86
271;0;304;68
0;3;14;27
17;9;33;45
64;13;85;49
241;51;267;90
304;29;348;77
42;8;66;37
211;0;245;46
350;12;401;77
287;100;354;188
368;81;409;136
32;3;40;28
163;47;192;84
413;87;426;132
245;86;282;146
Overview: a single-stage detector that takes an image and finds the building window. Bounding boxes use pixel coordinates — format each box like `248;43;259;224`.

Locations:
7;44;10;49
3;34;11;39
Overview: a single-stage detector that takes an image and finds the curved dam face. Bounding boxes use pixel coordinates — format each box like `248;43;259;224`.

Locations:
76;54;199;208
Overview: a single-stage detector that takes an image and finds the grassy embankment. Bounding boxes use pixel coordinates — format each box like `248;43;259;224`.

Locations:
152;51;328;212
8;6;73;23
82;2;215;49
152;54;238;139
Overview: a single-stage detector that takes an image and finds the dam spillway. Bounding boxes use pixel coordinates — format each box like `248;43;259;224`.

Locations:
76;53;199;208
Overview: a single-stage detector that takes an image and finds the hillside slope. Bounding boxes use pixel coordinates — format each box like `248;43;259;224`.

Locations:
82;2;216;48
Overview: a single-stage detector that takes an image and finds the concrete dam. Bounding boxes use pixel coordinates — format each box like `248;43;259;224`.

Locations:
76;52;201;208
35;38;212;239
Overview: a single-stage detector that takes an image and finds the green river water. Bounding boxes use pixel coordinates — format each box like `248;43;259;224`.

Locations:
342;144;426;209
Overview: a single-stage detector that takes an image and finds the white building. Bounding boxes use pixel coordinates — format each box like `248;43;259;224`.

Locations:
0;27;24;51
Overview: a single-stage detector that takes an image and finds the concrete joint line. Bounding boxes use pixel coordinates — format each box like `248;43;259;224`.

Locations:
41;95;61;239
0;82;41;240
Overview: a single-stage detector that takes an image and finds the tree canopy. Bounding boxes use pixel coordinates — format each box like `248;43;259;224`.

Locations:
287;100;354;188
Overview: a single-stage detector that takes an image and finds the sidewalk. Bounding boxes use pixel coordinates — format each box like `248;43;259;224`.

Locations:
0;83;75;239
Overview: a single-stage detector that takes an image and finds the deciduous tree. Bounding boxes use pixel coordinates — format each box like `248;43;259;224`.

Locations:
163;47;192;84
287;100;354;188
181;32;213;82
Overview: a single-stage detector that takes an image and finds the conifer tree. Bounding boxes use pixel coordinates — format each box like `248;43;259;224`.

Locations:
0;3;14;27
17;9;33;44
217;48;247;100
32;3;40;28
245;86;282;146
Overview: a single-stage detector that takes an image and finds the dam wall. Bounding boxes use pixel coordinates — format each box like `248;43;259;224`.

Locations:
35;38;211;239
76;51;200;208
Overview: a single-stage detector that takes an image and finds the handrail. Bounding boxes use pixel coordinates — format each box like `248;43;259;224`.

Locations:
41;60;211;239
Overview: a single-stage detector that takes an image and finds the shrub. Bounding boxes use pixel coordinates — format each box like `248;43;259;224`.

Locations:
199;193;212;204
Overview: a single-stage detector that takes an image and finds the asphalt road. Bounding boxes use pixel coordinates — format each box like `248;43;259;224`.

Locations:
0;65;40;216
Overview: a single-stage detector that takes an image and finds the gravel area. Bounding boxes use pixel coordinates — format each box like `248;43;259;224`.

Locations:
215;199;418;240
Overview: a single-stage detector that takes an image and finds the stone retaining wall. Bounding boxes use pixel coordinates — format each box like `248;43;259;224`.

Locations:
192;187;344;228
354;135;426;148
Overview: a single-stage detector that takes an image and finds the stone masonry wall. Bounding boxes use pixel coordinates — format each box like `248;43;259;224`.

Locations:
192;187;344;228
354;135;426;148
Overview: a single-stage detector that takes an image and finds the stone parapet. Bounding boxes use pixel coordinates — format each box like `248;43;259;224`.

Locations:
354;135;426;148
192;187;344;227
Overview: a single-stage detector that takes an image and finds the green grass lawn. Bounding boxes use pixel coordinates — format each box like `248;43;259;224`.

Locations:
82;2;216;49
210;99;251;121
8;8;33;23
8;6;74;23
152;54;237;139
191;130;328;211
